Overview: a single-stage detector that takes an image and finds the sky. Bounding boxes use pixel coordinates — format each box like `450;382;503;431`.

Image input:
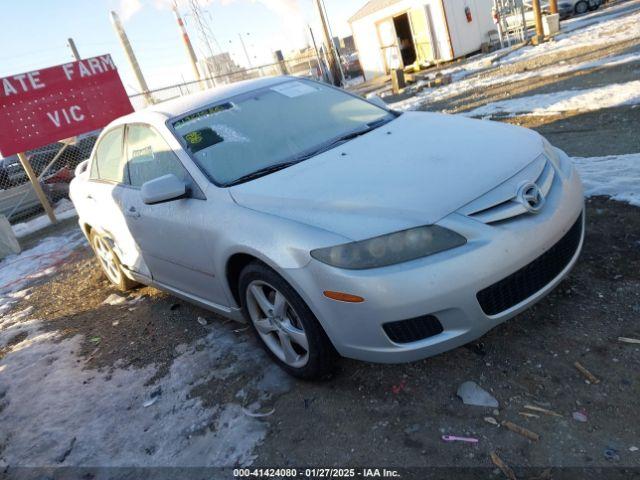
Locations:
0;0;368;94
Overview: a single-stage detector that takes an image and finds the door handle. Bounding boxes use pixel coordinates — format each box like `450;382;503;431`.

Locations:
125;206;140;218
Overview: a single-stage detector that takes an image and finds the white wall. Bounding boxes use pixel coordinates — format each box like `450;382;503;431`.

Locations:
475;0;497;36
350;0;417;80
443;0;494;57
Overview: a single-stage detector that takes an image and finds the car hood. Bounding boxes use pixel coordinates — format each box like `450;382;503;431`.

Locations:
229;112;543;241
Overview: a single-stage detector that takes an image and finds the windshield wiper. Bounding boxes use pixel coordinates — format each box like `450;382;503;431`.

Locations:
292;117;394;163
224;117;394;187
333;117;392;143
225;160;300;187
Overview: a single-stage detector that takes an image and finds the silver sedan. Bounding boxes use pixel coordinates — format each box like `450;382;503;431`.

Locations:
70;77;584;379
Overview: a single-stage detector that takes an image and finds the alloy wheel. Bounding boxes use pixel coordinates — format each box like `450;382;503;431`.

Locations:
93;235;122;285
245;280;309;368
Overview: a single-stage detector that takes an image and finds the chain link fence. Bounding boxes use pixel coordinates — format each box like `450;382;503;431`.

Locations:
0;132;100;235
129;54;330;109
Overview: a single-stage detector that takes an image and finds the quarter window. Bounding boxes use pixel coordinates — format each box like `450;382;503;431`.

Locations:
125;125;190;188
90;127;128;183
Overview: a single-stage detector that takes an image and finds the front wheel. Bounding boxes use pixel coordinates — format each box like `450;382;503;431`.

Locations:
239;261;336;379
90;230;139;292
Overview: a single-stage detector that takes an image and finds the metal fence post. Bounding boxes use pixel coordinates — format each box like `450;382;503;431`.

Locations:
16;152;56;223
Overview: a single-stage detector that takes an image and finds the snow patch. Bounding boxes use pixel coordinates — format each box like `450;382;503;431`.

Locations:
0;318;291;467
464;80;640;117
500;8;640;66
0;231;85;301
12;198;78;238
102;293;128;306
573;153;640;207
392;51;640;112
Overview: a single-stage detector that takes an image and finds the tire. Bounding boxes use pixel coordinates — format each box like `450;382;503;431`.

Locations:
588;0;601;11
89;230;139;292
575;1;589;14
239;261;337;379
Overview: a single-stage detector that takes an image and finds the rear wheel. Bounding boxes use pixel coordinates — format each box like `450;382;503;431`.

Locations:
239;261;336;379
575;1;589;14
90;230;138;292
587;0;601;11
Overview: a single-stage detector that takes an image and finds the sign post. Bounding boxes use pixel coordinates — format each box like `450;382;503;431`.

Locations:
16;152;56;223
0;54;133;224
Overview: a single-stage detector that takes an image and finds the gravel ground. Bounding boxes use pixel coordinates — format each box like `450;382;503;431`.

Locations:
1;6;640;478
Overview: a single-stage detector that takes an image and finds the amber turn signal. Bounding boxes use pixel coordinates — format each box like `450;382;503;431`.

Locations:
323;291;365;303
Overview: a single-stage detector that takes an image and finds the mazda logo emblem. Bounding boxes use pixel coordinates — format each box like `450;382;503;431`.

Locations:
517;182;545;213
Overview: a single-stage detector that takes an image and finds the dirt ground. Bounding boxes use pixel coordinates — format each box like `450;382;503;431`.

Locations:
2;5;640;478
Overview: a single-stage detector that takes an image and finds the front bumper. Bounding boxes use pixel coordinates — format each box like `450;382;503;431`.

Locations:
284;164;585;363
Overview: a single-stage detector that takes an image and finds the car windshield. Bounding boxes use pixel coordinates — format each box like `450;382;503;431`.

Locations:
171;79;395;186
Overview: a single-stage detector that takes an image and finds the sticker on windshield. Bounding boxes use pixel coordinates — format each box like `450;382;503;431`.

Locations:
183;128;224;153
173;102;234;129
270;81;317;98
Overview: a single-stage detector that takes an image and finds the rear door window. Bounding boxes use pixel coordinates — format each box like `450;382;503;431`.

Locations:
125;124;192;188
90;127;128;183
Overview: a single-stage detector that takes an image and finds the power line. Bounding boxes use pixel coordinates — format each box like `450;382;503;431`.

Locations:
187;0;222;85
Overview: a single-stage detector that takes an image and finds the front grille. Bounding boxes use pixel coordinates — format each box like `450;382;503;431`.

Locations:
477;213;583;316
460;155;556;224
383;315;444;344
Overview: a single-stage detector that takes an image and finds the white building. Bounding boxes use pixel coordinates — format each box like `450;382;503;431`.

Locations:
199;52;243;81
349;0;496;80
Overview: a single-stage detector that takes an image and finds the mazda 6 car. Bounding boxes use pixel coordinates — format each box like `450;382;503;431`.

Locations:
70;76;584;379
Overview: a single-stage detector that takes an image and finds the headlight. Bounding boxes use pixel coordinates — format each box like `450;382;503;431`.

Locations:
542;138;572;177
310;225;467;270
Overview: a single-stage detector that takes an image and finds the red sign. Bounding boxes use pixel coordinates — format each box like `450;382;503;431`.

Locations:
0;54;134;157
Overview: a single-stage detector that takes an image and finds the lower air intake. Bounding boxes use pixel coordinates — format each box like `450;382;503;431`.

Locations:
477;213;583;316
383;315;444;344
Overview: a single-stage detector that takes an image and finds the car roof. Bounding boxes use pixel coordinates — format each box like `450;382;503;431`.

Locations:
127;76;293;122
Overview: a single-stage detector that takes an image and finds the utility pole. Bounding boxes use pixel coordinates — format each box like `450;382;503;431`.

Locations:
308;25;329;83
531;0;545;43
172;2;205;90
238;33;252;68
314;0;342;86
549;0;558;14
110;11;154;105
319;0;346;83
67;38;81;61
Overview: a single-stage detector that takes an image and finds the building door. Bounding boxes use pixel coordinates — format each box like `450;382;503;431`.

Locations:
409;7;434;63
393;13;417;67
376;18;401;72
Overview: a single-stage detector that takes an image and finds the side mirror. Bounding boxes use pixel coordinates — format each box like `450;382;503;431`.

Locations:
141;174;187;205
368;95;388;109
